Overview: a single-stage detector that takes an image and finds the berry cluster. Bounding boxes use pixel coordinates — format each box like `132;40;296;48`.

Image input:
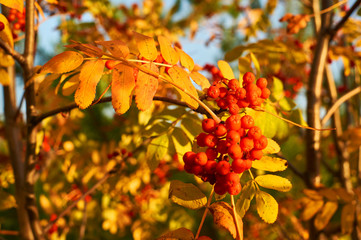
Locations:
183;72;270;196
6;8;26;39
203;63;223;82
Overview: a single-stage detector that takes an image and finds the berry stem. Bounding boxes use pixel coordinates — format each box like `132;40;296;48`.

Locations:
230;195;242;240
195;188;214;239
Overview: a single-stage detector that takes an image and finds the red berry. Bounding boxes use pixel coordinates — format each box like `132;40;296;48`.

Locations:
225;115;242;131
256;78;268;89
226;130;241;144
250;149;263;160
7;14;16;22
241;115;254;129
228;79;239;90
204;134;218;148
202;118;217;133
205;148;218;160
0;22;4;31
243;72;256;85
236;88;246;99
261;88;271;99
207;85;220;98
184;163;194;174
194;152;208;166
198;236;213;240
232;159;246;173
216;140;229;154
254;135;268;150
237;99;250;108
228;144;243;159
192;165;203;175
13;22;20;30
105;60;118;69
204;160;217;174
214;123;227;136
243;159;252;170
196;133;207;147
214;181;228;195
219;87;228;98
217;98;228;109
240;137;254;152
183;151;196;165
216;161;230;175
226;93;237;105
247;126;262;139
228;103;240;115
228;182;242;195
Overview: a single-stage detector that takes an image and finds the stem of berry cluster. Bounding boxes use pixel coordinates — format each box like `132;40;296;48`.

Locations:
231;195;242;240
195;188;214;239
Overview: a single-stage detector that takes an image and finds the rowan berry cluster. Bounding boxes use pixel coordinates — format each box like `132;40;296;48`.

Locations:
7;8;26;39
183;72;269;195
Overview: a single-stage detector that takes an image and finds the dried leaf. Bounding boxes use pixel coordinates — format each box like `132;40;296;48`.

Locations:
255;174;292;192
189;71;210;89
74;59;105;109
301;200;324;221
255;191;278;224
0;0;23;12
335;188;354;203
0;14;13;48
40;51;84;74
209;201;243;239
157;228;194;240
252;156;288;172
314;201;338;230
112;64;135;114
175;47;194;71
236;180;256;218
169;180;207;210
0;68;10;86
318;188;338;202
218;60;235;80
135;63;159;111
341;203;355;234
96;40;129;58
133;32;157;61
158;36;179;65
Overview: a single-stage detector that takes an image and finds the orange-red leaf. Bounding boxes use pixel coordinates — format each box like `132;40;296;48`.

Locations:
75;59;105;109
0;0;22;12
175;47;194;71
0;14;14;48
133;32;157;61
95;40;129;58
135;63;159;111
40;51;84;74
112;64;135;114
158;36;179;65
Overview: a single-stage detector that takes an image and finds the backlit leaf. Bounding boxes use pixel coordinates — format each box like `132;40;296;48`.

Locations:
189;71;210;89
147;134;169;171
301;200;324;221
157;227;194;240
271;77;284;101
95;40;129;58
252;156;288;172
169;180;207;209
263;138;281;154
158;36;179;65
172;128;191;160
75;59;104;109
238;57;252;78
62;74;80;96
0;68;10;86
255;174;292;192
0;14;13;48
255;191;278;224
314;201;338;230
249;52;260;75
135;62;159;111
218;60;235;80
341;203;355;234
0;49;15;67
65;41;103;57
133;32;157;61
112;64;135;114
175;47;194;71
0;0;23;12
0;191;17;210
209;201;243;239
236;180;256;218
225;45;245;62
40;51;84;74
168;66;199;109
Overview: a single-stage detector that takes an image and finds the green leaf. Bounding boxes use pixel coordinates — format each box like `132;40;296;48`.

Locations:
289;108;308;127
278;97;296;111
255;174;292;192
146;134;169;171
236;180;256;218
143;121;172;137
180;116;202;141
252;156;288;172
255;190;278;224
169;180;207;209
0;191;17;211
314;201;338;230
225;45;245;62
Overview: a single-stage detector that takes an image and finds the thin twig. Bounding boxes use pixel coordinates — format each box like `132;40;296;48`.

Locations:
195;188;214;239
13;92;25;121
0;39;25;65
231;195;242;240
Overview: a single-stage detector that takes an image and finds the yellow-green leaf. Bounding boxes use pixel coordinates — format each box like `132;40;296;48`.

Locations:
171;128;192;160
158;36;179;65
147;134;169;171
0;191;17;211
112;64;135;114
157;227;194;240
301;200;324;221
75;59;104;109
169;180;207;210
252;156;288;172
263;138;280;154
0;68;10;86
175;47;194;71
168;66;199;109
218;60;235;80
0;0;23;12
314;201;338;230
62;74;80;96
255;174;292;192
255;191;278;224
133;32;157;61
40;51;84;74
0;14;14;48
341;203;355;234
236;180;256;218
135;62;159;111
95;40;129;58
209;201;243;240
189;71;210;89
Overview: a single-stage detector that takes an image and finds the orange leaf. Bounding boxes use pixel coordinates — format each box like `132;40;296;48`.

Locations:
112;64;135;114
133;32;157;61
95;40;129;58
40;51;84;74
158;36;179;65
0;14;14;48
75;59;105;109
168;66;199;109
175;47;194;71
0;0;23;12
135;63;159;111
189;71;210;89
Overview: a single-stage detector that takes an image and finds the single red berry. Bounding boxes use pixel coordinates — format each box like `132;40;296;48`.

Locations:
16;11;24;19
237;99;250;108
228;79;239;91
217;98;228;109
225;115;242;131
0;22;4;31
204;160;217;174
226;130;241;144
183;151;196;165
214;123;227;136
105;60;118;69
228;103;240;115
7;14;16;22
250;149;263;160
121;149;127;155
184;163;194;174
205;148;218;160
194;152;208;166
241;115;254;129
214;181;228;195
254;135;268;150
202;118;217;133
204;134;218;148
236;87;247;99
226;93;237;105
228;144;243;159
261;88;271;99
196;133;208;147
219;87;228;98
207;85;220;98
216;161;230;175
192;165;204;175
228;182;242;195
240;137;254;152
243;159;252;170
256;78;268;89
232;159;246;173
243;72;256;85
247;126;262;140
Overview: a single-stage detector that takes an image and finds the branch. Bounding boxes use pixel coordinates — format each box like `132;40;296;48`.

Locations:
0;39;25;65
195;188;214;239
230;195;242;240
287;161;306;180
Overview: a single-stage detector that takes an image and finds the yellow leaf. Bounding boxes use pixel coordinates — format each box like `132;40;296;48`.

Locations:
175;47;194;71
236;180;256;218
135;62;159;111
217;60;235;80
262;138;280;154
0;14;14;48
249;52;260;75
314;201;338;230
0;68;10;86
133;32;157;61
0;49;14;67
0;191;17;210
255;174;292;192
95;40;130;58
301;200;324;221
158;36;179;65
341;203;355;234
169;180;207;210
39;195;54;214
157;228;194;240
209;201;243;240
168;66;199;109
189;71;210;89
112;64;135;114
256;191;278;224
252;156;288;172
0;0;22;12
40;51;84;74
75;59;104;109
62;74;80;96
